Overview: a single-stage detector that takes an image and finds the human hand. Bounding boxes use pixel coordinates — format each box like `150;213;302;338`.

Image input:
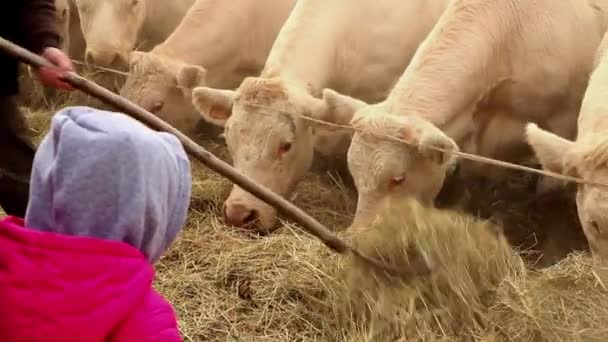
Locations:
36;47;75;91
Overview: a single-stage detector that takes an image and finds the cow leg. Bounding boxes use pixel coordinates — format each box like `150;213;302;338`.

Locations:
0;96;36;217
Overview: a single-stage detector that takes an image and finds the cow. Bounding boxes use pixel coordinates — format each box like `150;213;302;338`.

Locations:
73;0;195;67
310;0;608;230
191;0;450;231
60;0;86;60
119;0;297;135
526;29;608;263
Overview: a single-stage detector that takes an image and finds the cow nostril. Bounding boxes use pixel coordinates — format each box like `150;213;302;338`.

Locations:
224;203;259;227
243;209;258;225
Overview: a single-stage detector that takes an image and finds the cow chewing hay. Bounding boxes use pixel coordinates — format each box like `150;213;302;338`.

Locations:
332;197;525;340
329;198;608;341
11;96;608;341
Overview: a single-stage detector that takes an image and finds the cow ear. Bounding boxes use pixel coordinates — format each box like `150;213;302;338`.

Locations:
417;130;460;167
526;123;577;176
177;64;208;93
308;88;367;131
191;86;235;127
400;117;459;167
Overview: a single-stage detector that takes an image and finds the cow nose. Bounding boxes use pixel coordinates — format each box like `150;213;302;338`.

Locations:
85;49;122;67
224;203;259;227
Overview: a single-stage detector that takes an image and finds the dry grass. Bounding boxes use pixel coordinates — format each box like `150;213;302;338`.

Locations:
486;254;608;341
12;79;608;341
331;199;608;341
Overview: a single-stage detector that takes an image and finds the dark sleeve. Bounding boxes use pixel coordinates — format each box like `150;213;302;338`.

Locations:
17;0;61;54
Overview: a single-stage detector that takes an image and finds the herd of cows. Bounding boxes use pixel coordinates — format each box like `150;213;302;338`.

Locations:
47;0;608;263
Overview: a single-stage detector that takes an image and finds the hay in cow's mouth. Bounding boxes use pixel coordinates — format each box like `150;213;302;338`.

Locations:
15;77;608;341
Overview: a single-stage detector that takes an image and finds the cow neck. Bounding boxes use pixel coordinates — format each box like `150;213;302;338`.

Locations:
577;53;608;139
151;38;192;65
142;0;194;51
261;0;344;95
384;1;513;131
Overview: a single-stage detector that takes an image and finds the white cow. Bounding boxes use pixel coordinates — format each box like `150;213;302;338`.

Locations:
311;0;608;230
53;0;87;61
191;0;449;231
526;29;608;263
73;0;195;67
119;0;297;135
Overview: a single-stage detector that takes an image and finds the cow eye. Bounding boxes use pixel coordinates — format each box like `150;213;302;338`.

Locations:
131;0;139;6
389;175;406;187
278;142;292;155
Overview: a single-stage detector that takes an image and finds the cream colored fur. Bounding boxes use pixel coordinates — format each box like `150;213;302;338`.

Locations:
73;0;195;67
119;0;297;135
317;0;608;230
191;0;450;231
527;28;608;263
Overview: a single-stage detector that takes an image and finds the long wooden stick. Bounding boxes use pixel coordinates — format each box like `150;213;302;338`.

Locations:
0;36;431;278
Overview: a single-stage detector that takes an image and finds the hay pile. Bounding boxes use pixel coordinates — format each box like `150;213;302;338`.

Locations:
9;92;608;341
487;254;608;341
332;198;525;340
328;198;608;341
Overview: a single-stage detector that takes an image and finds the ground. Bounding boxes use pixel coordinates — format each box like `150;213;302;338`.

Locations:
8;70;608;341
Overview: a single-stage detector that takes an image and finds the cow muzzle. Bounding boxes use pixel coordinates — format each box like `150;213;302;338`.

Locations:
223;197;278;232
85;49;128;68
224;202;259;228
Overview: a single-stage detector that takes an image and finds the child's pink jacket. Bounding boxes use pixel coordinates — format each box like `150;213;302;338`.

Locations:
0;216;182;342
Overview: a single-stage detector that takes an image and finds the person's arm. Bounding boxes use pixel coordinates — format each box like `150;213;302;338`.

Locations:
111;289;183;342
17;0;61;54
17;0;74;90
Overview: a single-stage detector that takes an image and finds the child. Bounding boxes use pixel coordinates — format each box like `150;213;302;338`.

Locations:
0;106;192;341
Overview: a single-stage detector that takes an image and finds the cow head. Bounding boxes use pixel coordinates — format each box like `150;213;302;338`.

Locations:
191;77;350;232
75;0;146;67
316;89;459;230
120;51;207;134
526;123;608;263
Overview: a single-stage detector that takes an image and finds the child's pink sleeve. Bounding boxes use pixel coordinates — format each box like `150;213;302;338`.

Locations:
111;288;183;342
146;290;183;342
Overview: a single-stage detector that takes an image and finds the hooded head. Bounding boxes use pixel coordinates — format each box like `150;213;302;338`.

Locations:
25;106;192;263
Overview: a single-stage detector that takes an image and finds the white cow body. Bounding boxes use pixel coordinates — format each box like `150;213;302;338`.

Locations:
74;0;195;67
526;29;608;263
316;0;608;229
119;0;297;134
192;0;450;230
